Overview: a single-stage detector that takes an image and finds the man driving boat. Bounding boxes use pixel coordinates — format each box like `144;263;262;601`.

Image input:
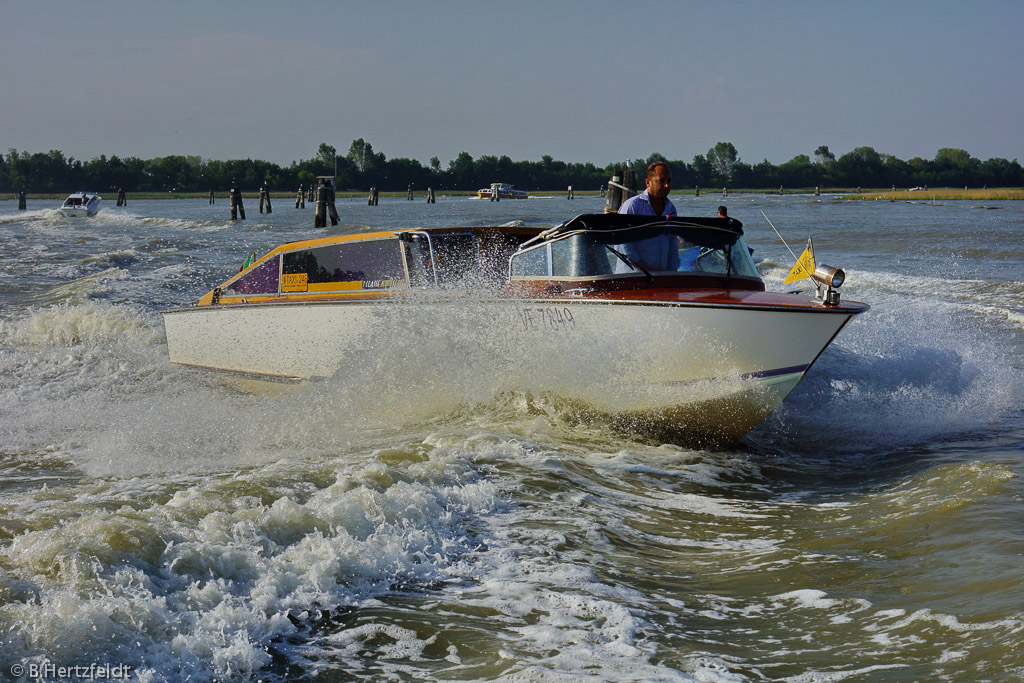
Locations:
614;161;679;272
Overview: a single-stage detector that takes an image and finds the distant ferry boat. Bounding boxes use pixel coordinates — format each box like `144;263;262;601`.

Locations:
476;183;528;200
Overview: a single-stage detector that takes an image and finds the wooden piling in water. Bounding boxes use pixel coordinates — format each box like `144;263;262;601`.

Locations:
315;181;326;227
295;185;305;208
603;162;636;213
327;180;339;225
230;183;245;220
567;185;574;199
116;187;127;206
426;187;435;203
407;185;414;200
17;189;27;210
606;174;621;211
368;187;378;206
259;184;273;213
315;177;338;226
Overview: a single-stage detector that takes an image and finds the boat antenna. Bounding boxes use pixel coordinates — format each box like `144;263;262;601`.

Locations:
761;210;802;264
762;210;823;293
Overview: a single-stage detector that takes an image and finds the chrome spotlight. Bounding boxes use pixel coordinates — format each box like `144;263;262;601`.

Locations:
812;265;845;289
811;264;844;305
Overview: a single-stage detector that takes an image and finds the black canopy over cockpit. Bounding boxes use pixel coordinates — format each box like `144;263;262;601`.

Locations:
532;213;744;250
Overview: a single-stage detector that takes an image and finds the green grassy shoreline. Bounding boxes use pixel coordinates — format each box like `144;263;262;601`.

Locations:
3;187;1023;201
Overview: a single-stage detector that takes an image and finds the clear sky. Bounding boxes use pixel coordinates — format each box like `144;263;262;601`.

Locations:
3;0;1021;168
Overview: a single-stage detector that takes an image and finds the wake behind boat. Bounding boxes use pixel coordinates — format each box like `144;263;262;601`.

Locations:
162;213;868;446
59;191;102;217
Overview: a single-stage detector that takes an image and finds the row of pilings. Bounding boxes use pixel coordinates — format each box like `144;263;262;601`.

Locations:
15;182;565;223
224;180;442;223
14;180;830;219
11;182;441;221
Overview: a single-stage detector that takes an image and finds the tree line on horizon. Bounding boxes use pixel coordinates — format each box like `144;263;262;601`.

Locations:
2;139;1021;194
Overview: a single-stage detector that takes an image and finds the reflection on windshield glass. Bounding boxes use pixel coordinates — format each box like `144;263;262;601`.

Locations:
512;233;759;279
612;233;678;273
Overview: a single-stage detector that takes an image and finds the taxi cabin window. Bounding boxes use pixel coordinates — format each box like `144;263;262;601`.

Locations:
225;255;281;295
402;233;482;287
282;239;404;291
402;234;434;287
432;234;478;285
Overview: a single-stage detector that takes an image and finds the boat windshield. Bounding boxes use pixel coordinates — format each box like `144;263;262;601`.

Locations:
510;229;760;280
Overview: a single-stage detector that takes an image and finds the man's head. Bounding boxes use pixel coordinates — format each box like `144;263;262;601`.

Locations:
645;162;672;199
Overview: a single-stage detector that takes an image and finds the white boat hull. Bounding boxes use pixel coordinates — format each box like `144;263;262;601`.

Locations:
163;297;856;445
59;195;102;217
59;207;99;217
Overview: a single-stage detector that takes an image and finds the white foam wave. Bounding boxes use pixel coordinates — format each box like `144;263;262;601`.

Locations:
752;284;1024;453
0;302;154;348
0;208;59;224
0;303;168;462
0;440;503;681
967;303;1024;330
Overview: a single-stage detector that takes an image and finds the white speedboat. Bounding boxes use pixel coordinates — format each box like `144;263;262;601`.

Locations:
476;183;528;199
59;191;102;217
163;213;868;446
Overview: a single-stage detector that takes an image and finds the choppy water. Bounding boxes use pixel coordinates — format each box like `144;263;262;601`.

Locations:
1;193;1022;682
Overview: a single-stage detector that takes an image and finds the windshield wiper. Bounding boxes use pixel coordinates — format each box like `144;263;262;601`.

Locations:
605;245;655;282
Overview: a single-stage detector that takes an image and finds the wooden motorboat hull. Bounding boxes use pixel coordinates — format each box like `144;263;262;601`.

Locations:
163;293;861;444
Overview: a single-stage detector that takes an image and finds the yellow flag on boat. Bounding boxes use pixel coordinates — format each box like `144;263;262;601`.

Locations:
783;238;815;284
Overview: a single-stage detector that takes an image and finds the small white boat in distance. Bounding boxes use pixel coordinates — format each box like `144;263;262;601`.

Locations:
59;191;102;217
477;183;528;199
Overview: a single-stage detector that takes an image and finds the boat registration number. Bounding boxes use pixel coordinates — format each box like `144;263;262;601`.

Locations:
517;306;576;332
